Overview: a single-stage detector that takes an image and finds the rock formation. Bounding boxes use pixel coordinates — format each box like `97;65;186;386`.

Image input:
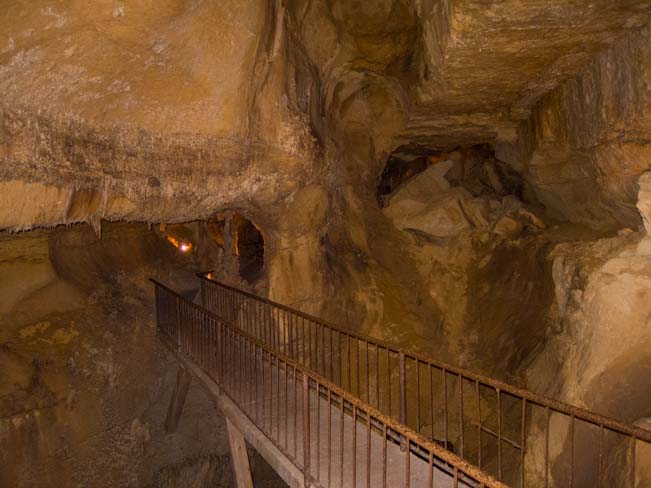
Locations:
1;1;651;487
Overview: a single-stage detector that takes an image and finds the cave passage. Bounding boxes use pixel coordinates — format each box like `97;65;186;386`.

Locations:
232;213;265;284
377;144;524;208
3;2;651;487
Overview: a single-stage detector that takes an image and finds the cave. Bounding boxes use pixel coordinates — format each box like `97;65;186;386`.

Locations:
377;144;525;208
1;2;651;488
232;213;265;284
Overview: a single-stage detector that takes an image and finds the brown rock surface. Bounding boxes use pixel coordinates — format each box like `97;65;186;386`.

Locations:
2;1;651;487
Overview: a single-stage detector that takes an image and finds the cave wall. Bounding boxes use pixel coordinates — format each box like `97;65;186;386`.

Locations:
1;1;651;487
0;223;237;487
497;23;651;231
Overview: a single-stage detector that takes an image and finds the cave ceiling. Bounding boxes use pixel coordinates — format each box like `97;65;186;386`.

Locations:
1;0;651;228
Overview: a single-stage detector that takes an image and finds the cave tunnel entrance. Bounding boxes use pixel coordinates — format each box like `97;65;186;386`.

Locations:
232;213;265;284
208;213;265;284
377;150;433;206
208;212;265;284
377;144;523;207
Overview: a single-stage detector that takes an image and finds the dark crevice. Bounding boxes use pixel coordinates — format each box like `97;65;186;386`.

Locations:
233;213;265;284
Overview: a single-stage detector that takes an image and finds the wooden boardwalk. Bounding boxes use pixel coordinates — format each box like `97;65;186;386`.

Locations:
164;333;472;488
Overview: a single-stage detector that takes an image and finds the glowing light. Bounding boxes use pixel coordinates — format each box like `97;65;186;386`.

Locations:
166;235;192;253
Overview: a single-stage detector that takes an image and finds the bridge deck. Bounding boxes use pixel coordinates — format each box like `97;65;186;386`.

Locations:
154;277;651;488
165;332;470;488
238;355;470;488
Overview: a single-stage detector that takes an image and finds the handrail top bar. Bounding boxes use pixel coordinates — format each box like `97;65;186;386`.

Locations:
194;273;651;444
153;278;507;487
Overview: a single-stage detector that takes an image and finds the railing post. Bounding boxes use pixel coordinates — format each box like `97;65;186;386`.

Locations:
303;373;310;486
200;278;206;308
288;314;294;360
399;352;407;452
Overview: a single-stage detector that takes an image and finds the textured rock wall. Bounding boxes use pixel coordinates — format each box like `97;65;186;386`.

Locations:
497;23;651;231
0;223;232;488
521;174;651;486
2;1;651;486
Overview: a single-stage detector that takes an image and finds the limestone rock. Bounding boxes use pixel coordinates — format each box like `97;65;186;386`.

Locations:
493;216;523;239
384;187;475;237
636;172;651;255
514;208;546;230
502;195;524;212
2;1;651;486
384;160;453;208
637;171;651;235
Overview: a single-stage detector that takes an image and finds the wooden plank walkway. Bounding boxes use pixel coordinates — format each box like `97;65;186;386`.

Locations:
163;334;472;488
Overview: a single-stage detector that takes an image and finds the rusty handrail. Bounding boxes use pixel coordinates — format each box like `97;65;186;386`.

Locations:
196;273;651;443
197;272;651;487
152;278;507;487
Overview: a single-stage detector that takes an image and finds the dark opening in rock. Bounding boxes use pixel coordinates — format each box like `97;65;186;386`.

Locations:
377;144;524;208
232;213;265;283
377;150;434;207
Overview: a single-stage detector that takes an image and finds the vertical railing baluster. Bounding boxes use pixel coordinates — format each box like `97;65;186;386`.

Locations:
544;406;549;487
569;414;574;488
316;379;320;482
285;357;289;450
339;331;343;388
382;422;387;488
294;367;298;459
304;316;308;367
443;368;449;450
416;360;421;433
353;404;357;487
497;388;502;480
255;343;260;424
270;349;274;434
405;436;410;488
521;398;526;488
321;324;328;377
277;348;281;441
347;335;352;394
364;341;371;405
366;409;371;488
356;339;361;398
262;347;266;431
399;352;406;451
459;373;464;459
303;373;310;484
330;327;334;383
340;393;344;488
476;380;482;467
375;344;380;409
629;436;637;488
598;424;604;488
430;365;435;447
387;349;392;417
327;388;332;488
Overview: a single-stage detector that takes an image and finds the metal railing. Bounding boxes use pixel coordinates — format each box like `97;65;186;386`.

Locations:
197;273;651;488
154;279;506;488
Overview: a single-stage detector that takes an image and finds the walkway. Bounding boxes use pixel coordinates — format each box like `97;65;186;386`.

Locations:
152;275;651;488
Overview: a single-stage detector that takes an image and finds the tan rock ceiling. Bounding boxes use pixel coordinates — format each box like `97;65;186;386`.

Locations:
1;0;651;229
2;1;649;140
